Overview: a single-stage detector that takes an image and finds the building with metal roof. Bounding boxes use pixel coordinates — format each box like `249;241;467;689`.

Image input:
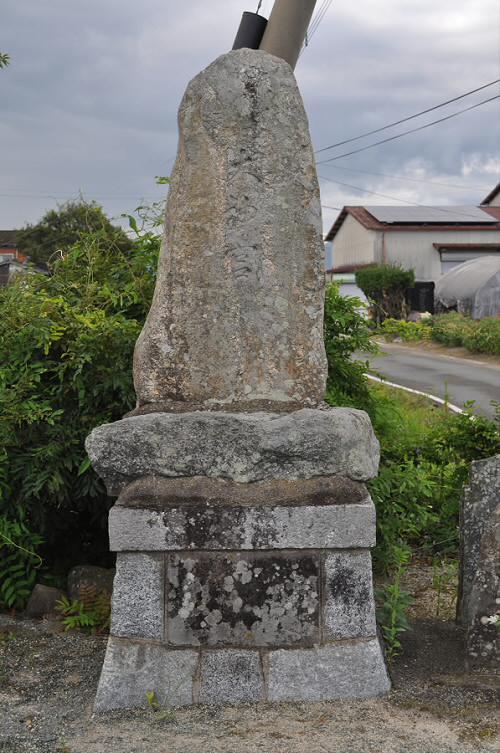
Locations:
480;182;500;208
325;203;500;283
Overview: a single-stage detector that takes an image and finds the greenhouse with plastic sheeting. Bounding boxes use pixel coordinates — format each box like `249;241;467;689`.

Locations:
435;256;500;319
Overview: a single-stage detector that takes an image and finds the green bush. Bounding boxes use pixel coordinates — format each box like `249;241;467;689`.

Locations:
0;222;160;573
430;312;474;348
380;318;432;342
355;264;415;324
462;317;500;356
0;516;43;609
323;284;377;410
379;312;500;357
367;385;500;572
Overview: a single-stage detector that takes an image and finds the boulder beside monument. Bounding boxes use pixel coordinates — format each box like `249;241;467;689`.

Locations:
86;48;389;710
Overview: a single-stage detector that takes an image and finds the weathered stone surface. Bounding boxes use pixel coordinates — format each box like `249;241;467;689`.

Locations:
458;455;500;667
67;565;114;603
111;553;164;640
94;638;198;711
117;475;369;509
267;640;390;701
199;650;263;703
109;500;375;552
86;408;380;494
133;49;326;412
166;553;319;647
324;551;377;640
25;585;65;619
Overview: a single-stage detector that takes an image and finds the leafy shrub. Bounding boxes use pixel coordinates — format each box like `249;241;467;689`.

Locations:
380;318;432;342
355;264;415;324
369;459;464;571
430;312;474;348
323;283;377;410
0;222;160;571
422;405;500;465
368;387;499;572
375;545;413;661
56;590;110;633
0;516;43;609
462;317;500;356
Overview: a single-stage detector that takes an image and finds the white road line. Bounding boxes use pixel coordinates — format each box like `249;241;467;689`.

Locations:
365;373;465;414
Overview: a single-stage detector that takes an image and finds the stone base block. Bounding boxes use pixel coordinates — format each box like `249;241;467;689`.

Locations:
94;473;389;710
94;638;389;711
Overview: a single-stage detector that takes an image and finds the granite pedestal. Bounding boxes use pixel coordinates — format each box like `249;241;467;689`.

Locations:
88;412;390;710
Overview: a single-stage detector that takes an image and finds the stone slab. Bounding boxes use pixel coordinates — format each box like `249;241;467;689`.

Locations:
117;475;369;509
133;49;327;412
199;650;264;703
110;553;164;640
109;501;376;552
267;640;390;701
166;552;319;647
94;638;198;711
458;455;500;668
86;408;380;495
323;551;377;640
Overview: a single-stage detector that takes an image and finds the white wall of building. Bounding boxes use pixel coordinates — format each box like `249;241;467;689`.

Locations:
332;214;377;268
333;213;500;281
386;228;500;281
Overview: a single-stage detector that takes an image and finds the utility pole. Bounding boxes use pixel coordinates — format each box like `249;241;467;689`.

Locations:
259;0;318;70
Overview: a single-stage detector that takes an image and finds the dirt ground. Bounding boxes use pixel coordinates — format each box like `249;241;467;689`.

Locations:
1;565;499;753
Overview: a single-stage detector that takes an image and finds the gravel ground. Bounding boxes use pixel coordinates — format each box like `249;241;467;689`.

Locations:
1;612;498;753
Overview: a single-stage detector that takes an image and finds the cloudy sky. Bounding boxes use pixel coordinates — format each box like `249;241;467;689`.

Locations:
1;0;499;235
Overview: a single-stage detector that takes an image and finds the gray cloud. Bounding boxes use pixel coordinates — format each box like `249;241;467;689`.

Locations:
1;0;499;231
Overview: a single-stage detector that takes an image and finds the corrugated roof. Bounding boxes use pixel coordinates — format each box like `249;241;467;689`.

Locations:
364;206;495;223
325;205;500;241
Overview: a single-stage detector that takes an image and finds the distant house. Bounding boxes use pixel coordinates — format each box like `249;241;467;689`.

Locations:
481;182;500;208
325;204;500;283
0;230;46;285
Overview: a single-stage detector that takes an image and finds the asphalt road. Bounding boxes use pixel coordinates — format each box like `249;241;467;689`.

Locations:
362;341;500;419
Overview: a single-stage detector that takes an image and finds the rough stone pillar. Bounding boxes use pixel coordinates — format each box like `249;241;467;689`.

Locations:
86;48;389;710
458;455;500;669
132;48;327;413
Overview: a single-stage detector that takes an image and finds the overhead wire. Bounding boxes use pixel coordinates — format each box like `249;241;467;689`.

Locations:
318;163;491;192
307;0;334;43
316;79;500;154
316;94;500;164
301;0;334;52
317;174;496;220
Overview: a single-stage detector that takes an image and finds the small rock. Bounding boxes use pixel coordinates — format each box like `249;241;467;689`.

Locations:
67;566;115;603
24;585;65;619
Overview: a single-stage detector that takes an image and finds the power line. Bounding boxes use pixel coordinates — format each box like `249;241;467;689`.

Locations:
0;192;162;201
308;0;333;41
315;79;500;154
302;0;333;52
321;204;341;210
320;163;491;192
317;94;500;164
317;174;496;220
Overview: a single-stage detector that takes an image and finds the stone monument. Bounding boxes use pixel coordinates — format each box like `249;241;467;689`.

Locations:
86;47;389;710
457;455;499;670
